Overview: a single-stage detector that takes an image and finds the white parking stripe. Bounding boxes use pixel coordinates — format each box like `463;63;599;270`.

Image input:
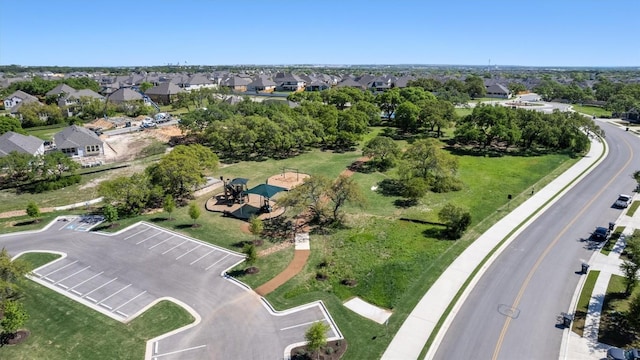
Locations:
149;236;172;249
98;284;131;304
176;244;201;260
136;232;161;245
152;345;207;358
205;254;230;270
71;289;82;295
124;227;149;240
54;266;90;285
44;277;54;282
86;296;97;302
113;291;147;311
59;284;69;289
189;249;215;265
280;319;326;331
100;303;113;310
116;310;128;317
82;278;118;298
58;219;74;231
68;271;104;291
161;240;188;255
43;260;78;277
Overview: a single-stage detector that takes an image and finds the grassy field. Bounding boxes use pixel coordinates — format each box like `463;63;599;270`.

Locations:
598;274;640;346
572;270;600;337
455;107;472;117
0;253;194;360
0;134;583;359
572;104;612;118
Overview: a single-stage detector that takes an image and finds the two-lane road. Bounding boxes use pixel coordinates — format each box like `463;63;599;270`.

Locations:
434;121;639;360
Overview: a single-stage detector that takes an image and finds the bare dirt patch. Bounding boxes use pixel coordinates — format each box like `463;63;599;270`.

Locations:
103;125;181;163
267;172;310;190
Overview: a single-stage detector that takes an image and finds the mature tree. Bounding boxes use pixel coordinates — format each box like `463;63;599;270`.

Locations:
508;82;527;95
465;75;486;99
243;243;257;266
17;102;64;127
395;101;421;133
327;175;364;224
0;300;29;335
626;292;640;334
139;82;154;93
163;194;176;220
419;99;456;137
280;176;331;224
26;201;40;222
147;144;218;200
621;260;639;296
0;116;25;135
407;77;442;92
362;136;400;171
438;203;472;239
376;88;402;121
403;177;429;201
305;321;330;360
399;86;435;104
102;204;118;225
352;101;382;126
40;151;79;181
0;248;30;302
403;138;461;192
188;203;201;226
98;173;152;215
0;152;36;184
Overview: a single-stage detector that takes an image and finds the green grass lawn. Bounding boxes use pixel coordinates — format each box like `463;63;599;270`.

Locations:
601;226;625;255
1;253;195;360
598;274;640;346
0;211;82;234
25;123;68;141
627;201;640;217
572;104;612;118
572;270;600;337
455;107;472;118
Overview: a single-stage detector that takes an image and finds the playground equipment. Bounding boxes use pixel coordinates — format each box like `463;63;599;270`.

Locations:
222;177;249;205
281;167;300;181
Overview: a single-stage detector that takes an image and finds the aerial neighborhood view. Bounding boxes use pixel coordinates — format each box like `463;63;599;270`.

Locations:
2;1;640;360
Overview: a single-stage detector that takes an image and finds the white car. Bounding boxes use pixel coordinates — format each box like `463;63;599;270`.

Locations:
614;194;632;208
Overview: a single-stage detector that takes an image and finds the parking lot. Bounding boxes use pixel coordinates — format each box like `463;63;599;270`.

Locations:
1;219;342;359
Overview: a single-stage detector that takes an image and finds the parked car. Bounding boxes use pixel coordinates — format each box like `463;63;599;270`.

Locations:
592;226;611;241
607;347;640;360
614;194;632;208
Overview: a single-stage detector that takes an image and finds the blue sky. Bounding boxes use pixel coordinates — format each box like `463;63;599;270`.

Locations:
1;0;638;67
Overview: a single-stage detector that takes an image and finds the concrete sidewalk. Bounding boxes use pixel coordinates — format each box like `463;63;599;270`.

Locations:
383;137;607;360
560;199;640;360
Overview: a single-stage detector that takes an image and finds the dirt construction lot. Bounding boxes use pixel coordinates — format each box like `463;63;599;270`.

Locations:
102;125;182;162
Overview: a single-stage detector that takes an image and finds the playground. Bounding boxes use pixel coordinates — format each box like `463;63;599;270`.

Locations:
205;170;309;221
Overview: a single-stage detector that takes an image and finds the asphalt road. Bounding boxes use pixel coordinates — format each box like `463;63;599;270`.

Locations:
0;220;339;359
433;121;639;360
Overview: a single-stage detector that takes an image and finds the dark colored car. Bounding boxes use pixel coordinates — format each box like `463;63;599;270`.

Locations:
592;226;611;241
607;347;640;360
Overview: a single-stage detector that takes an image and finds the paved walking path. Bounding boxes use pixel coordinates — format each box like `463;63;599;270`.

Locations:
384;136;607;360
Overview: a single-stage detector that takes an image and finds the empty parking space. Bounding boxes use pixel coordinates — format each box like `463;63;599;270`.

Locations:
32;257;155;321
59;215;105;232
114;223;242;272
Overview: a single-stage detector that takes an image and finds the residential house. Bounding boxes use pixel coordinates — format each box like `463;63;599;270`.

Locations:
0;131;45;157
107;87;144;104
145;82;184;105
3;90;40;112
274;73;305;92
367;76;393;94
335;77;366;90
485;84;511;99
54;125;104;157
305;79;330;92
221;76;251;92
183;73;216;91
247;76;277;93
45;83;77;97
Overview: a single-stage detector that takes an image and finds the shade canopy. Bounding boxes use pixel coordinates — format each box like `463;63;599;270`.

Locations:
244;183;287;199
230;178;249;186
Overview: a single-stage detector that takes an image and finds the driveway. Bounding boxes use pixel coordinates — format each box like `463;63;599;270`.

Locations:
1;219;341;359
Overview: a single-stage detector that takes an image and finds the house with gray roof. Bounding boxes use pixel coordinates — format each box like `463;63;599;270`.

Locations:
274;73;305;92
3;90;40;112
335;77;366;90
107;87;144;104
145;82;184;105
221;76;251;92
184;74;216;91
485;83;511;99
54;125;104;157
247;76;277;93
0;131;45;157
46;83;77;97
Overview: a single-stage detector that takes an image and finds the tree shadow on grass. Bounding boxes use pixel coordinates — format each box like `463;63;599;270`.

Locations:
14;219;38;227
149;217;170;223
175;223;198;229
394;199;418;208
226;269;246;278
231;240;252;249
422;227;445;239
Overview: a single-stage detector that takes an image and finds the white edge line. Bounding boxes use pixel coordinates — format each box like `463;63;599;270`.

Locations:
143;297;201;360
151;344;207;358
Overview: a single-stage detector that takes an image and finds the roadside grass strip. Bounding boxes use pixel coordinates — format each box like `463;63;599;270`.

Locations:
571;270;600;337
